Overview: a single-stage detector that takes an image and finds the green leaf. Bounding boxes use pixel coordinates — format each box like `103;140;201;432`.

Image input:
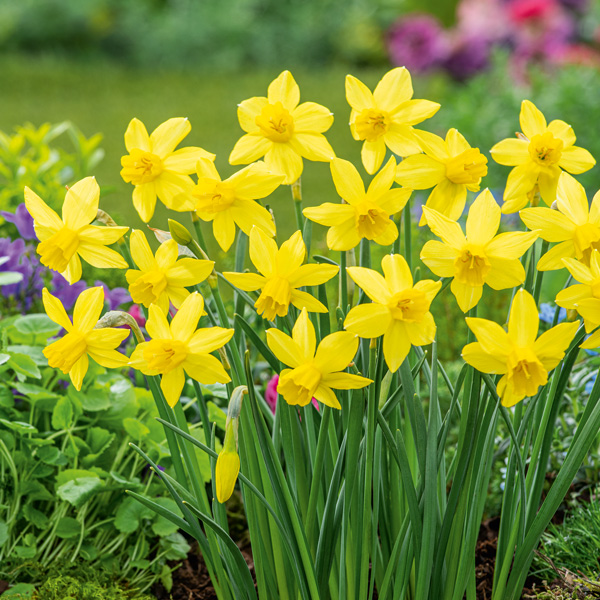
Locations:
56;475;103;508
114;496;154;534
160;532;191;560
23;504;49;529
0;419;38;435
69;386;111;411
7;346;47;366
2;583;36;598
151;497;181;537
36;445;66;466
0;272;23;286
20;481;52;501
81;427;115;467
0;521;8;546
55;516;81;539
51;396;73;430
13;382;58;403
0;353;10;366
123;417;150;441
55;468;100;487
14;314;60;336
8;353;41;379
13;546;36;558
207;401;227;430
160;564;173;592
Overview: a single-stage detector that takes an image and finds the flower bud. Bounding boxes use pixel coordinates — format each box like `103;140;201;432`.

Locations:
168;219;193;245
215;419;240;503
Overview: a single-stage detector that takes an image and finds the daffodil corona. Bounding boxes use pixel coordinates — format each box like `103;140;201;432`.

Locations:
229;71;335;185
521;173;600;270
126;230;214;313
463;289;579;407
395;129;488;225
346;67;440;174
43;287;130;390
193;159;282;251
344;254;441;372
266;308;371;409
25;177;129;283
121;117;215;223
420;189;538;312
490;100;595;213
223;228;338;321
303;157;411;251
129;292;234;407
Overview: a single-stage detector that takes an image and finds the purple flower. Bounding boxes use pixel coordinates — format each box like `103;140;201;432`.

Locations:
94;281;131;310
0;237;44;308
443;35;493;80
1;204;36;240
50;271;87;311
387;14;448;72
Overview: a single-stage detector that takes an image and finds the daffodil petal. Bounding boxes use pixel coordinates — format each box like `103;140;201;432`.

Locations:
451;279;483;313
164;147;215;174
293;102;334;133
313;385;341;409
326;219;361;251
185;353;231;385
129;229;156;271
547;119;575;146
378;188;412;216
24;187;62;231
161;367;186;407
69;354;89;391
508;289;539;347
504;163;538;201
213;212;237;252
276;230;305;277
533;321;580;371
288;263;338;288
265;143;303;185
146;304;172;340
171;292;204;341
290;133;335;162
320;372;371;390
485;231;538;260
421;206;466;248
222;271;266;292
77;244;128;269
420;240;458;277
367;157;396;199
188;327;234;354
231;200;276;238
78;225;128;246
382;253;412;292
344;303;391;338
249;226;278;276
133;183;157;223
383;320;411;373
267;71;300;111
167;258;214;287
314;331;358;373
373;67;413;111
404;312;436;346
73;287;104;332
303;202;356;226
345;75;375;111
392;99;440;127
537;166;561;206
384;123;421;157
42;288;72;331
395;154;445;189
486;258;526;290
330;158;365;205
537;240;576;270
462;342;508;374
151;117;191;158
421;179;466;224
561;258;593;284
520;207;574;242
466;189;500;246
373;221;398;247
555;283;591;308
229;133;271;165
361;139;387;175
464;317;511;357
347;266;391;303
237;96;268;133
62;177;99;230
520;100;547;139
291;309;316;361
266;328;303;368
556;172;589;226
414;130;448;161
559;145;596;175
289;289;328;313
62;255;82;285
124;118;150;152
490;138;529;166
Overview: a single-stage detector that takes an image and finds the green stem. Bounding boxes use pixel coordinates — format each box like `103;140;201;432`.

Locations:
191;211;207;252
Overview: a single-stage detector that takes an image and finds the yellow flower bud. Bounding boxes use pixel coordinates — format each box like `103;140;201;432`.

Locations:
216;420;240;503
168;219;193;246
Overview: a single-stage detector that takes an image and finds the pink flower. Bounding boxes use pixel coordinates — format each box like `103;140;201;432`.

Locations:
128;304;146;328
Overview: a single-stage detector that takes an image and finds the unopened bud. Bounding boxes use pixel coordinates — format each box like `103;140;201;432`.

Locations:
168;219;193;245
96;209;120;227
95;310;145;343
215;420;240;503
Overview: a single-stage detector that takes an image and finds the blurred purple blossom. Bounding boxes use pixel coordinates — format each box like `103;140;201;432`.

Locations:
0;237;44;309
94;280;131;310
444;36;493;80
1;204;36;240
387;14;447;72
50;271;86;310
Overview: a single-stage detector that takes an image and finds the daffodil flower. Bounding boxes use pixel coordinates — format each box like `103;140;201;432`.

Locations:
43;287;130;390
395;129;488;224
463;289;579;407
25;177;128;284
346;67;440;174
556;250;600;349
121;117;215;223
344;254;441;372
129;292;233;407
194;159;282;251
303;157;411;251
126;230;214;313
216;419;240;503
521;173;600;270
223;228;338;321
266;308;371;409
229;71;335;185
490;100;595;213
420;189;538;312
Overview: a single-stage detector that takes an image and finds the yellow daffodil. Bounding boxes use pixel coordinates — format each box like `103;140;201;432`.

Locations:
126;229;214;313
223;227;338;321
229;71;335;185
344;254;441;372
266;308;371;409
420;190;538;312
43;287;129;391
25;177;128;284
521;173;600;270
463;289;579;407
556;250;600;349
129;292;233;407
303;157;411;251
490;100;595;213
193;159;283;251
395;129;488;225
121;117;215;223
346;67;440;174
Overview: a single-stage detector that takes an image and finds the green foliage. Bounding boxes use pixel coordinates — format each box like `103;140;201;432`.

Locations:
0;120;104;215
0;312;202;592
